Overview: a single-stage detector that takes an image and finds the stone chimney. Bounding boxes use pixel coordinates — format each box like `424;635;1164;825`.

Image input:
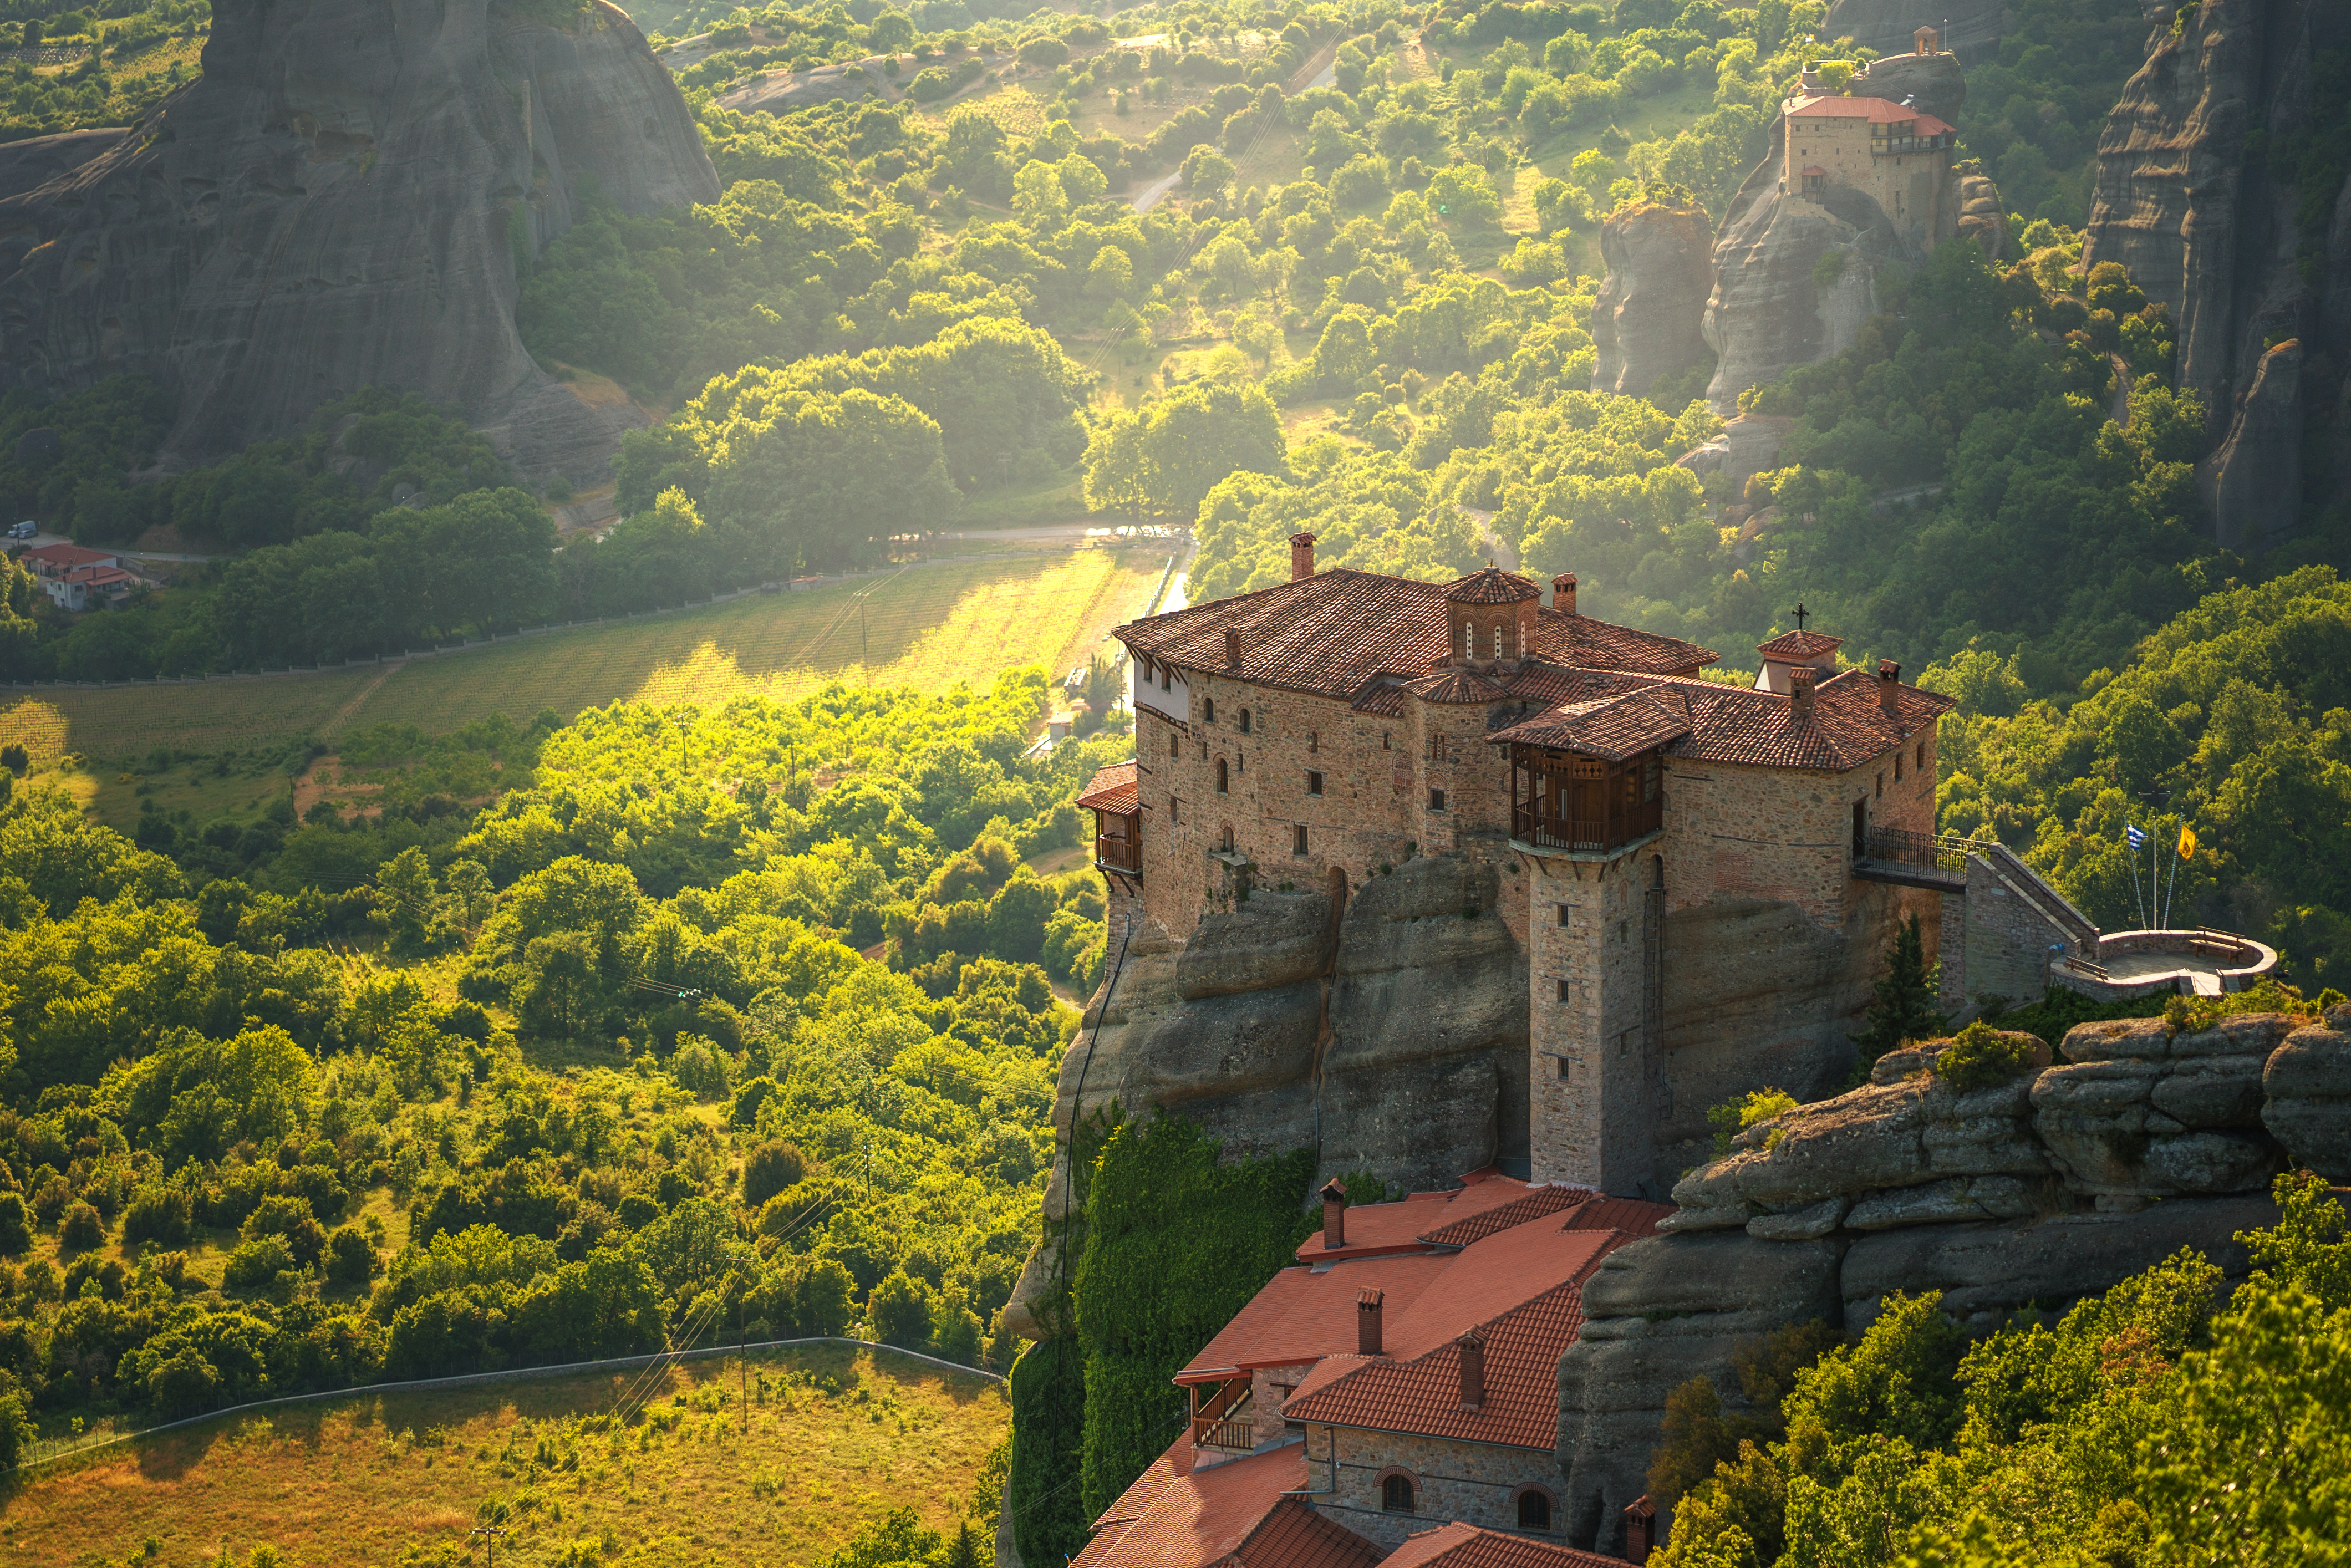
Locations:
1553;573;1577;615
1457;1329;1485;1409
1320;1178;1348;1249
1877;659;1901;720
1225;625;1243;669
1789;665;1816;720
1290;532;1316;581
1357;1287;1384;1355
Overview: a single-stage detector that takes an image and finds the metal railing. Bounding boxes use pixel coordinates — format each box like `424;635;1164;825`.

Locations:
1861;828;1989;872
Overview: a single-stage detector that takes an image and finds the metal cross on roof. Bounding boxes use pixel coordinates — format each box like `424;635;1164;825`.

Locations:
1789;602;1810;632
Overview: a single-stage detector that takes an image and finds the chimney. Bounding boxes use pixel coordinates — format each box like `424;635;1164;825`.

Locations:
1320;1178;1348;1249
1457;1330;1485;1409
1357;1287;1385;1355
1290;532;1316;582
1877;659;1901;719
1225;625;1243;669
1553;573;1577;615
1789;665;1816;720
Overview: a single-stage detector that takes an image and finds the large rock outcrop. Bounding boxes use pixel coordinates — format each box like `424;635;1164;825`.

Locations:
0;0;720;480
1590;201;1714;398
2084;0;2351;538
1850;49;1967;125
1957;165;2008;261
1702;188;1888;411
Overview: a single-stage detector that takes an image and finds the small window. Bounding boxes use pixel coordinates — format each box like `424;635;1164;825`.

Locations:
1216;760;1229;794
1238;709;1252;734
1308;731;1319;754
1918;740;1928;770
1170;734;1180;758
1895;752;1904;783
1556;904;1570;928
1518;1491;1552;1532
1556;1056;1571;1081
1219;824;1235;853
1618;920;1628;944
1382;732;1392;751
1294;825;1309;855
1429;788;1447;812
1306;770;1324;797
1161;667;1172;691
1382;1475;1416;1514
1556;978;1570;1002
1203;697;1215;723
1876;771;1884;800
1169;797;1179;824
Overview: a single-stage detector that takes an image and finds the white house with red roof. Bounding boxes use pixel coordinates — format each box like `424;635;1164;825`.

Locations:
1075;1174;1672;1568
18;542;141;611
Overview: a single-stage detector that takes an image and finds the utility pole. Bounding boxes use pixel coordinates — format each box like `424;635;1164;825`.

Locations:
740;1299;748;1432
470;1525;507;1568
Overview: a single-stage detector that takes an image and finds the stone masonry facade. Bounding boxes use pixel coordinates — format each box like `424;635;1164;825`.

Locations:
1297;1423;1567;1554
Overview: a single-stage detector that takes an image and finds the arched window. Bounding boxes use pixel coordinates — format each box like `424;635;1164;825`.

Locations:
1203;697;1216;723
1381;1473;1416;1514
1216;759;1229;793
1219;824;1235;853
1238;708;1251;734
1515;1488;1554;1532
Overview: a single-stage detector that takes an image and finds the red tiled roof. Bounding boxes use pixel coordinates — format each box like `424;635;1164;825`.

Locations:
1787;95;1956;134
1076;1438;1382;1568
1281;1225;1624;1450
1414;1185;1596;1249
1444;567;1541;605
1179;1253;1456;1382
1381;1522;1634;1568
1406;669;1502;706
21;543;115;568
1113;571;1716;701
1484;690;1691;762
1755;629;1842;659
1802;164;1826;175
1559;1197;1673;1238
1295;1174;1555;1263
1076;758;1140;813
1490;666;1953;772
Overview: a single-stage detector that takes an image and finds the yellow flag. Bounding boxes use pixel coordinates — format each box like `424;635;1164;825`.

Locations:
2177;823;2197;859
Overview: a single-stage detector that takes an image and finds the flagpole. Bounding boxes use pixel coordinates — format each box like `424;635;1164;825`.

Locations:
2164;821;2182;929
2127;827;2145;929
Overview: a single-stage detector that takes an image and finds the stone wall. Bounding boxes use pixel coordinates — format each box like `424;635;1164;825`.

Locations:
1300;1423;1564;1554
1960;851;2082;1009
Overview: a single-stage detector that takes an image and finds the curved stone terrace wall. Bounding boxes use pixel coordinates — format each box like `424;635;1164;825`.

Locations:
2054;928;2280;1001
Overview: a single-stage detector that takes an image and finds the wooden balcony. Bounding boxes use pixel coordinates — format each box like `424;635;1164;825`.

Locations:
1509;745;1664;854
1188;1377;1253;1452
1095;811;1141;875
1191;1414;1256;1452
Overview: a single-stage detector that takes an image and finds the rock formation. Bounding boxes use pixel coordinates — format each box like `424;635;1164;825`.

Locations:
1702;187;1889;411
0;0;720;480
1590;201;1714;398
1850;49;1967;125
2084;0;2351;542
1957;165;2008;260
1553;1004;2351;1554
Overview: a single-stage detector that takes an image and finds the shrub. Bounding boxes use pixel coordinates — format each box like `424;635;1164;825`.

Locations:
2163;977;2319;1034
325;1224;377;1285
1932;1021;2042;1089
1707;1088;1798;1158
730;1075;778;1128
224;1231;297;1288
58;1199;105;1252
869;1267;937;1347
741;1140;807;1210
240;1193;325;1268
29;1173;72;1227
1017;35;1068;67
670;1032;731;1100
123;1185;195;1246
0;1193;29;1256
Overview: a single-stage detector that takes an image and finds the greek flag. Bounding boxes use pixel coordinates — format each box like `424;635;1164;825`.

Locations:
2127;823;2146;849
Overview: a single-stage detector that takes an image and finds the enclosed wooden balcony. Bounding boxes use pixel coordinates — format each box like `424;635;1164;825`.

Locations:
1188;1377;1255;1452
1510;744;1664;854
1075;758;1142;880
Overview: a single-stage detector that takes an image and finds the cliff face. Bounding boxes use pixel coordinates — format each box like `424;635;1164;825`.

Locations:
1702;186;1888;411
2084;0;2351;546
0;0;719;479
1590;201;1714;398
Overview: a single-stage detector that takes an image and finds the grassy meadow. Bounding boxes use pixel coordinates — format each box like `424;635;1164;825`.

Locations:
0;545;1170;828
0;1344;1007;1568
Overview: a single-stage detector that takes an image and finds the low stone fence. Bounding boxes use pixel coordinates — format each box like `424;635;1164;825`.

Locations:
2055;927;2281;1001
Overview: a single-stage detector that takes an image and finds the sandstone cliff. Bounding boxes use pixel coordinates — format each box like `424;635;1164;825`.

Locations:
1702;186;1889;412
1850;49;1966;126
1591;201;1714;398
1554;1004;2351;1556
0;0;719;480
2084;0;2351;545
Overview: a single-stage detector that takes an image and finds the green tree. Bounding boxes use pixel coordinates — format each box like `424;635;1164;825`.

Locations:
869;1266;936;1347
1851;912;1941;1065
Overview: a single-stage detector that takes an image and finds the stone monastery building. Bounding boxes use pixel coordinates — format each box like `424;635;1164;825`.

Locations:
1782;30;1960;252
1078;537;1957;1197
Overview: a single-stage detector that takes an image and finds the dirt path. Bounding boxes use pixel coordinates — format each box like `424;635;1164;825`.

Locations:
319;661;403;739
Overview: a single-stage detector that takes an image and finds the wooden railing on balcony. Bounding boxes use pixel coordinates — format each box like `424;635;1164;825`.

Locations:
1192;1414;1256;1452
1512;798;1662;853
1508;744;1665;853
1095;810;1141;874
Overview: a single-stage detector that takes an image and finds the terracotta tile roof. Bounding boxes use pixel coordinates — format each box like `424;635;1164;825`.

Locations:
1788;95;1955;133
1076;758;1140;813
1485;690;1691;761
1755;629;1842;659
1558;1197;1673;1238
1281;1225;1625;1450
1802;163;1827;175
20;543;116;568
1414;1185;1596;1249
1406;669;1502;705
1380;1522;1635;1568
1488;665;1953;772
1295;1175;1555;1263
1114;570;1715;702
1444;567;1542;604
1179;1254;1456;1381
1350;682;1411;717
1076;1438;1383;1568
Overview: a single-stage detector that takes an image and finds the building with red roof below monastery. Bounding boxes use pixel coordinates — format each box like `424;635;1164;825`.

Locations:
1078;541;1983;1197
